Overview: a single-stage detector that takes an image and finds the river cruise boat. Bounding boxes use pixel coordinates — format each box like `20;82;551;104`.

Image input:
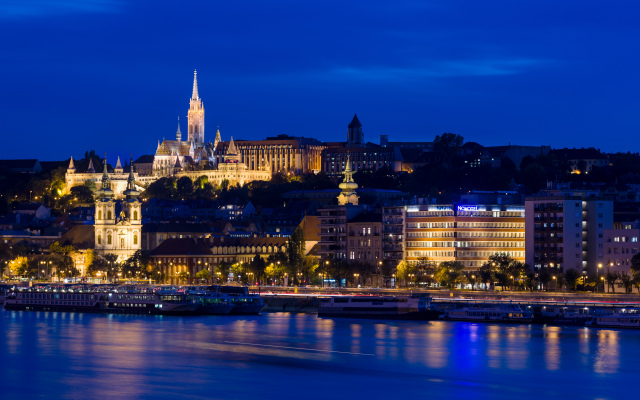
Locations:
441;303;533;323
585;311;640;329
188;292;235;315
4;286;107;312
108;286;200;315
4;285;199;315
203;285;266;315
317;295;439;320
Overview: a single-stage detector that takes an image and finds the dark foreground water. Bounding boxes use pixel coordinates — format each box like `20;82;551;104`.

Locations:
0;309;637;400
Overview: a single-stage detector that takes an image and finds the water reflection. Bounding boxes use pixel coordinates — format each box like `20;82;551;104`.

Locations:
594;330;620;375
545;326;561;370
0;311;634;400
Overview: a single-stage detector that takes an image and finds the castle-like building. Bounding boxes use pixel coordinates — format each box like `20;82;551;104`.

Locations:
94;159;142;262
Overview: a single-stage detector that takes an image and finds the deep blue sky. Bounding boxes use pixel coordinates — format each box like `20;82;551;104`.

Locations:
1;1;639;162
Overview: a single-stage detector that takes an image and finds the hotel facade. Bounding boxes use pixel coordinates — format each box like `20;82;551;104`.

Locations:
404;204;526;270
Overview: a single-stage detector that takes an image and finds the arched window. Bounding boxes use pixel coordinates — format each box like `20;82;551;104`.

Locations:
107;211;112;220
98;235;102;245
133;211;138;220
120;238;125;248
133;234;138;245
98;210;102;220
107;234;112;245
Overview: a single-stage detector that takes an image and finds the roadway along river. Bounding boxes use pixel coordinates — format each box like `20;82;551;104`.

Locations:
0;309;637;399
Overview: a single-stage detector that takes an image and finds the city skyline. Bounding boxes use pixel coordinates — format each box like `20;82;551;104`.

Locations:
1;1;639;161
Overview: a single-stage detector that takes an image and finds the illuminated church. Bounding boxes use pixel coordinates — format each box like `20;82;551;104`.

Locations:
153;70;220;176
94;159;142;262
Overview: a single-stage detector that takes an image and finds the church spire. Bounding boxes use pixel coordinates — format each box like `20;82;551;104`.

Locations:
95;156;114;199
192;69;199;100
123;157;140;199
176;116;182;142
87;158;95;173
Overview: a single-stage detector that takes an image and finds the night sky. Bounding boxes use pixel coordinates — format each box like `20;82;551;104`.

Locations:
1;1;639;162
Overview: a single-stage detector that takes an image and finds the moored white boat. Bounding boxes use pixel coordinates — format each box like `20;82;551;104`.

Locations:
441;303;533;323
318;295;439;320
586;311;640;329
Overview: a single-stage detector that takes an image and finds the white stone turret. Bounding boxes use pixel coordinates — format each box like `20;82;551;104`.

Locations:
67;157;76;174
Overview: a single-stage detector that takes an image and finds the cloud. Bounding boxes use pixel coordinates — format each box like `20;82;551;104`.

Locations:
330;58;549;81
0;0;121;19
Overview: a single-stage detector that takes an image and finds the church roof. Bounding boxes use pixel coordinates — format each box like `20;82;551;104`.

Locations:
156;140;192;156
348;113;362;128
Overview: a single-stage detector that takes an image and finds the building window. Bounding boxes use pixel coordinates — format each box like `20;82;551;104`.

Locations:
133;234;138;245
107;211;112;220
108;234;112;245
98;235;102;245
134;211;138;220
98;210;102;220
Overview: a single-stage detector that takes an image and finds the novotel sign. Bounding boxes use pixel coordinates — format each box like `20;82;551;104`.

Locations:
457;205;478;211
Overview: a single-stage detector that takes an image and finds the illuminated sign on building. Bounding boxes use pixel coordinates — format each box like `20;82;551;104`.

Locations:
457;205;478;211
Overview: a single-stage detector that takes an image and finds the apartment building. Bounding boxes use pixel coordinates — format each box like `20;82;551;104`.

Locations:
525;196;612;272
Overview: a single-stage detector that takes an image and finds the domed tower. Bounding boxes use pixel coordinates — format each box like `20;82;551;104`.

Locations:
338;155;359;205
120;159;142;253
94;158;116;252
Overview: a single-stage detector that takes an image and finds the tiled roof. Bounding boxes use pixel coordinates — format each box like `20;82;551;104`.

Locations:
58;225;95;250
149;238;213;256
142;222;212;234
209;237;288;248
134;155;155;164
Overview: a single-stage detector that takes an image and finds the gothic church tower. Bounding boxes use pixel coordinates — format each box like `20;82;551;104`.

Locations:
187;69;205;144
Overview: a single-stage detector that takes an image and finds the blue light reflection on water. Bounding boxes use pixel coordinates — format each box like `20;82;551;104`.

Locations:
0;309;638;400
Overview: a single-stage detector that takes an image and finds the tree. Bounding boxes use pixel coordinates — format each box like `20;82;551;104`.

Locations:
632;254;640;275
539;269;552;291
437;261;466;288
249;254;266;284
619;272;633;294
176;176;194;199
605;270;620;293
70;185;94;203
177;271;189;283
564;269;580;291
196;268;212;283
396;260;417;287
286;225;306;284
300;256;318;285
478;263;494;290
433;132;464;162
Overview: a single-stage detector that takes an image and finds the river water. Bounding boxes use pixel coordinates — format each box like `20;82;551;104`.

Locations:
0;309;637;400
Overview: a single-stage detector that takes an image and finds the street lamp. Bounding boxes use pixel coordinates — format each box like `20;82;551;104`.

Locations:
323;260;329;288
353;273;360;288
597;263;603;293
510;275;514;291
552;275;556;292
